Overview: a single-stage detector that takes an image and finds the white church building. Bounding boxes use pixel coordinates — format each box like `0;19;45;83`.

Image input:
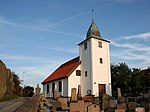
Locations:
42;18;112;97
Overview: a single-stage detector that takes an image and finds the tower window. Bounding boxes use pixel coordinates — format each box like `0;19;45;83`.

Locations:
100;58;103;64
76;70;81;76
98;41;102;48
84;42;87;50
58;81;62;92
85;71;87;77
47;84;49;93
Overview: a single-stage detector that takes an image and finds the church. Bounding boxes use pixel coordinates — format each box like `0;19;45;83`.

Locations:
41;18;112;97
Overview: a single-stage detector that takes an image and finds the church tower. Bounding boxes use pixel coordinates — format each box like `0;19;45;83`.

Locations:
78;18;112;96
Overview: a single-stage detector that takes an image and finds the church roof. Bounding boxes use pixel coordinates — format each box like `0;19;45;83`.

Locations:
86;18;101;39
41;57;80;84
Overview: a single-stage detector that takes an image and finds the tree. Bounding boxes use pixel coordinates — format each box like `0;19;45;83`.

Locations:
12;72;21;96
23;86;34;97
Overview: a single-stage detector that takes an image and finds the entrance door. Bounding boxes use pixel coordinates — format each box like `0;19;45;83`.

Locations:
98;84;106;94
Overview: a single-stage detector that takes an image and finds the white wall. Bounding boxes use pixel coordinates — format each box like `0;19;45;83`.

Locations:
79;38;112;97
43;78;69;97
68;65;81;96
91;38;112;96
79;39;93;96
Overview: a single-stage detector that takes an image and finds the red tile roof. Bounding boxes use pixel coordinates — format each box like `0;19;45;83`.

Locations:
41;57;80;84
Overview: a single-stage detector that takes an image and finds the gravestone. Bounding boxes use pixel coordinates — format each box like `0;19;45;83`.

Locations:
84;101;92;112
70;102;78;112
53;89;57;100
110;99;118;107
77;100;85;112
119;97;126;103
135;107;145;112
115;109;126;112
51;101;62;111
117;103;126;109
117;88;121;98
87;104;100;112
57;97;68;108
35;84;41;94
71;88;77;101
77;85;82;100
102;93;110;110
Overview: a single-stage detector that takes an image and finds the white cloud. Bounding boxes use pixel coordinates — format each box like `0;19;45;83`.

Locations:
111;41;150;51
120;32;150;41
54;47;79;54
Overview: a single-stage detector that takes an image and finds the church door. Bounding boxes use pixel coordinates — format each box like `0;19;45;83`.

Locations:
98;84;106;94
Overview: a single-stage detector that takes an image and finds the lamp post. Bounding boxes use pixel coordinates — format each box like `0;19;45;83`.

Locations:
21;71;25;97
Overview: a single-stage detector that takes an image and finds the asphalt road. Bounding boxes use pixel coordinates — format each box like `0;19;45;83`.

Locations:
0;97;30;112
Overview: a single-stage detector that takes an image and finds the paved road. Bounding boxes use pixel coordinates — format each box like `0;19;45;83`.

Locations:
0;97;30;112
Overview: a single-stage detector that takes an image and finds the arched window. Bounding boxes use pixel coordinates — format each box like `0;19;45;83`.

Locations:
58;81;62;92
47;84;49;93
52;82;55;93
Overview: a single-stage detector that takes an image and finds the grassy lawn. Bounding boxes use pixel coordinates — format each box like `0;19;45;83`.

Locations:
0;95;20;102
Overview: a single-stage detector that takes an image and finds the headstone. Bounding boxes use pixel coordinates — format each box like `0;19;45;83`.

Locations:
84;101;92;112
117;103;126;109
115;109;126;112
51;101;62;111
87;104;100;112
69;102;78;111
57;97;68;108
117;88;121;98
71;88;77;101
102;93;110;110
35;84;41;94
119;97;126;103
77;100;85;111
110;99;118;107
53;89;57;100
83;95;95;103
77;85;82;100
127;102;137;111
135;107;145;112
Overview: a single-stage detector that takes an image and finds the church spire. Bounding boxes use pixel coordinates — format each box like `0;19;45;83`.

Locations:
86;10;101;39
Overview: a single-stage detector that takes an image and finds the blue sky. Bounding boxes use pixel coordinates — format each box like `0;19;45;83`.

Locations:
0;0;150;88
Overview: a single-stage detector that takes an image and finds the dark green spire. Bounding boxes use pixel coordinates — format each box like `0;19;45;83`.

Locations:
86;18;101;39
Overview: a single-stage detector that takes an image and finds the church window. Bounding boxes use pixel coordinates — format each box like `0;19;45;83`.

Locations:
58;81;62;92
85;71;87;77
98;41;102;48
84;42;87;50
100;58;103;64
52;82;55;93
76;70;81;76
47;84;49;93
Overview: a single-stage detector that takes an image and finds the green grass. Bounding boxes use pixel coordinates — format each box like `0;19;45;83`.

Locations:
0;95;20;102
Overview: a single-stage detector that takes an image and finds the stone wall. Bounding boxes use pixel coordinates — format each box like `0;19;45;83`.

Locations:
0;60;15;99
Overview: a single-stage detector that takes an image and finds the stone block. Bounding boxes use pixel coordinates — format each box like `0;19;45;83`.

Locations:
71;88;77;101
117;103;126;109
70;102;78;112
127;102;137;111
135;107;145;112
110;99;118;107
115;109;126;112
83;95;95;103
52;101;62;111
126;97;136;103
87;104;100;112
84;101;92;112
119;97;126;103
57;97;68;107
77;100;85;111
102;93;110;110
